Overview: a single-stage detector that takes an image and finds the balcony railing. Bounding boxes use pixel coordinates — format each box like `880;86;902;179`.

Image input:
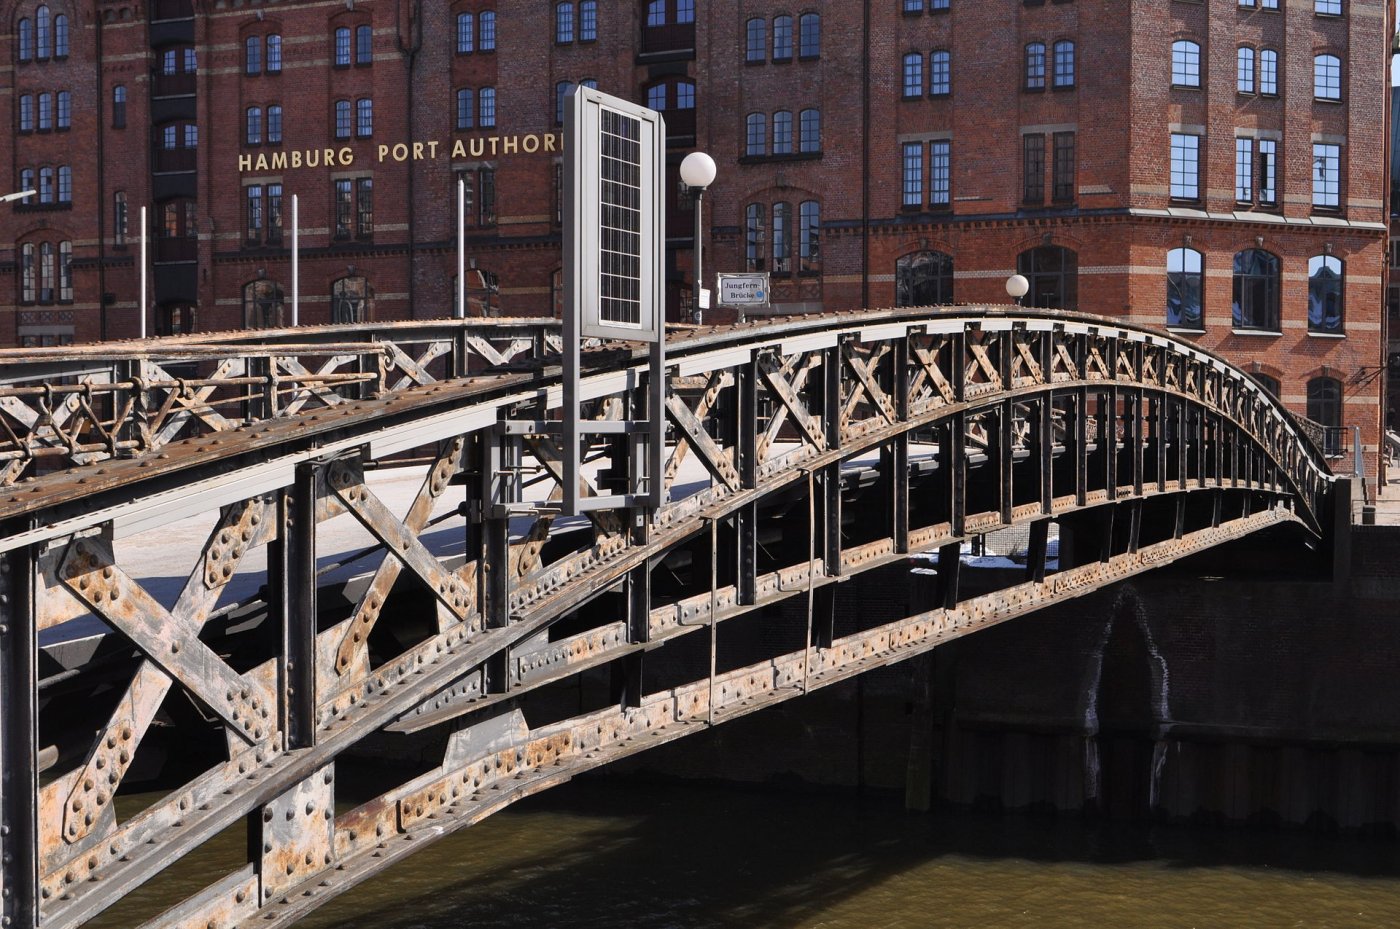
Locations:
154;236;198;263
640;22;694;56
153;147;197;173
152;71;196;98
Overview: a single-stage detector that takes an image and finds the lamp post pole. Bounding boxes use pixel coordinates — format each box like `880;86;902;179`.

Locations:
679;152;716;325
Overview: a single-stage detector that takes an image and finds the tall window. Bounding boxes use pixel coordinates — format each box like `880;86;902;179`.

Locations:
1314;54;1341;100
457;88;475;129
1308;255;1344;333
930;140;950;207
1172;40;1200;87
356;97;373;137
334;26;351;66
53;13;67;57
799;13;819;57
556;3;574;42
929;50;950;96
19;170;34;204
38;243;54;303
356;178;373;239
772;201;790;271
1052;40;1075;88
57;165;70;203
1023;133;1045;203
59;241;72;301
746;113;766;156
267;105;282;144
114;190;128;245
1025;43;1046;90
772;111;793;154
334;179;353;239
479;87;496;128
1307;378;1342;455
20;244;34;302
745;18;766;61
1258;139;1277;205
1313;143;1339;209
18;18;32;61
268;35;282;72
902;142;923;206
19;95;33;133
772;15;793;60
113;86;127;128
895;251;954;306
1236;47;1255;92
1170;133;1200;200
1235;137;1254;201
1166;247;1203;330
245;35;261;73
580;2;596;40
36;5;50;58
1052;132;1075;201
745;203;765;270
334;99;351;139
246;106;262;144
902;53;923;97
57;91;69;129
1232;249;1280;331
799;108;820;152
480;11;496;50
245;184;264;243
356;24;372;64
38;167;53;203
37;93;51;131
1259;49;1278;94
1017;246;1078;310
799;200;820;271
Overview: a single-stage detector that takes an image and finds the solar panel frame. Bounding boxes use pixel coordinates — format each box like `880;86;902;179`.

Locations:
564;86;664;342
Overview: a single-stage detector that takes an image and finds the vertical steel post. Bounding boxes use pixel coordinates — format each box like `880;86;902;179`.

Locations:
0;537;38;929
998;397;1014;525
483;429;512;694
291;194;299;327
822;344;843;576
1025;519;1049;585
284;464;319;749
735;354;758;605
891;337;910;554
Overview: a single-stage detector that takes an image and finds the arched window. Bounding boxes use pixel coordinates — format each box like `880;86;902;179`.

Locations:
58;241;72;301
245;35;262;73
114;191;128;244
332;276;371;324
1253;373;1280;398
799;200;820;271
772;14;793;60
480;11;496;50
244;279;284;329
334;25;351;66
37;93;51;130
1172;40;1201;87
1017;245;1078;309
1052;40;1075;88
798;13;819;57
18;18;33;61
267;105;282;144
902;52;923;97
1166;247;1203;330
745;203;765;270
38;242;54;303
895;251;954;306
930;49;950;95
35;5;50;58
579;2;596;41
556;81;573;124
772;111;793;154
1307;377;1342;454
334;99;351;139
1232;249;1280;331
159;305;195;336
246;106;262;145
799;108;820;152
1259;48;1278;94
1236;46;1255;93
57;165;71;202
1307;254;1344;334
267;35;282;72
1025;42;1046;89
19;170;34;204
57;90;70;129
556;2;574;42
1313;53;1340;100
53;13;67;57
38;167;54;203
457;12;474;52
745;17;765;62
356;97;373;137
746;112;766;156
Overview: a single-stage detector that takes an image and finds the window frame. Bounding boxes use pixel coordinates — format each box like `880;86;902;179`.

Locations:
1169;133;1201;201
1307;254;1344;335
1166;247;1204;331
1172;40;1201;88
1052;40;1075;89
929;49;950;96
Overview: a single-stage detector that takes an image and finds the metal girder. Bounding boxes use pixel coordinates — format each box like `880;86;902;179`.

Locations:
0;308;1335;929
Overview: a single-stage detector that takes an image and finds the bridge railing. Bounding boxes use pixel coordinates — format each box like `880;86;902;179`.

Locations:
0;318;561;485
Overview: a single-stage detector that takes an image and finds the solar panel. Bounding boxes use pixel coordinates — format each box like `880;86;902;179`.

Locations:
564;86;663;342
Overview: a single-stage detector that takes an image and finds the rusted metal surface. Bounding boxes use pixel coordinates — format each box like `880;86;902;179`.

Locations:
0;307;1335;929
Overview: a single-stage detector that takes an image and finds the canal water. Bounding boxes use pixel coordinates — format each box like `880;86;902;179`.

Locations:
92;776;1400;928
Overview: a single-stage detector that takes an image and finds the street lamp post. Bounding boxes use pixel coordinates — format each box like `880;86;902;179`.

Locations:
679;151;716;325
1006;273;1029;306
0;190;36;204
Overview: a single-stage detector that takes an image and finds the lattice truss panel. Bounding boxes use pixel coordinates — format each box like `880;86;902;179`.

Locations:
0;310;1333;929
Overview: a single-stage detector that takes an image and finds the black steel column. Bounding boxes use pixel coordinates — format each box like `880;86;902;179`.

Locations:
276;463;319;750
822;344;843;576
891;338;910;554
736;355;758;605
1025;519;1049;585
0;535;37;929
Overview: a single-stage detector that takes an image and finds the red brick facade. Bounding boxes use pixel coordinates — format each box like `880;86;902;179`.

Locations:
0;0;1391;466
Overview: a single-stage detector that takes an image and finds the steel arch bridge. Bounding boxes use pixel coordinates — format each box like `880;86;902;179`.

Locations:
0;308;1334;929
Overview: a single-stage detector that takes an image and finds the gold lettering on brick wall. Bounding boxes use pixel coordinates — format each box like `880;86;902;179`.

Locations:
238;135;561;173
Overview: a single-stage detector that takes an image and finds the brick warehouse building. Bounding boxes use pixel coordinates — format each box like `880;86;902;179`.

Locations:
0;0;1392;464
